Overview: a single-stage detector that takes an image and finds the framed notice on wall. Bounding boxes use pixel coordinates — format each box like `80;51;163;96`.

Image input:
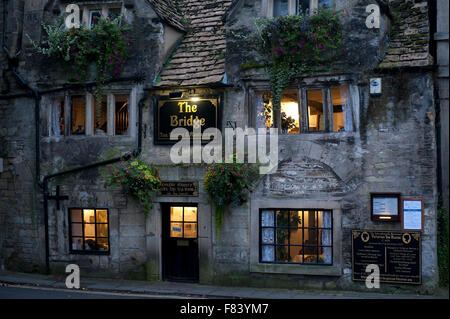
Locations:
401;198;424;232
371;193;400;222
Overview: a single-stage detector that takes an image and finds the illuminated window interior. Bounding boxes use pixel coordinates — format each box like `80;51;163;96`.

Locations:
170;206;198;239
260;209;332;264
331;86;344;132
94;96;108;135
307;89;325;132
280;89;299;134
70;208;109;252
115;95;129;135
71;96;86;135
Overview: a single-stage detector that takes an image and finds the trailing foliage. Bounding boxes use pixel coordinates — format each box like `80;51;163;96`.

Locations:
103;157;161;214
203;161;259;236
255;8;344;109
32;14;132;115
438;197;449;287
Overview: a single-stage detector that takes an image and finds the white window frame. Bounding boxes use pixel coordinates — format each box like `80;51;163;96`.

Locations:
267;0;330;17
81;3;124;28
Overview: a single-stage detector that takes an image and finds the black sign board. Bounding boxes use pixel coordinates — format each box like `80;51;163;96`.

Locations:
155;96;220;144
158;181;199;197
352;230;421;284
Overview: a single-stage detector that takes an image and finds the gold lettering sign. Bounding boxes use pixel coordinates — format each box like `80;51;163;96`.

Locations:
156;97;220;144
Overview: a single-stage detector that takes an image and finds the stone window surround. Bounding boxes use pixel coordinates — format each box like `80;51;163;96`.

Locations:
250;199;342;276
265;0;325;17
42;88;138;139
248;76;360;134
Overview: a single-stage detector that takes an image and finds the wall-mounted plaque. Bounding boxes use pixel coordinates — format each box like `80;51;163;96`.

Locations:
401;198;424;232
352;230;421;284
158;181;199;197
371;193;400;221
154;95;221;144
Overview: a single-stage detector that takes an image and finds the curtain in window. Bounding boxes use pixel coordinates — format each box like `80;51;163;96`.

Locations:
50;99;61;136
256;94;267;129
261;210;275;262
273;0;289;17
321;211;332;264
340;86;353;132
318;0;333;8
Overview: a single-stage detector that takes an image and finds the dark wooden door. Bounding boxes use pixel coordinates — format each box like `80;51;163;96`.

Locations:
162;204;199;282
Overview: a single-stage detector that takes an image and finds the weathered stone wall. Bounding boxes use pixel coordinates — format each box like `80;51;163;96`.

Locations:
0;97;44;273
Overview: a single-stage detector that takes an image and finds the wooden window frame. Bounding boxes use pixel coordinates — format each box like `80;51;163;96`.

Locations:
249;83;354;134
69;208;110;255
259;209;333;265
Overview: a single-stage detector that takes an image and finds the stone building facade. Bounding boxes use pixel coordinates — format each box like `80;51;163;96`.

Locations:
0;0;443;294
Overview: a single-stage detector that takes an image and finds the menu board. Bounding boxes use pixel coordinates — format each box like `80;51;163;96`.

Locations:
352;230;421;284
402;198;424;232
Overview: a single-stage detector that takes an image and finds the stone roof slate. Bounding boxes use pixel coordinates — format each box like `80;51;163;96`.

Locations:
149;0;186;31
155;0;233;87
379;0;433;68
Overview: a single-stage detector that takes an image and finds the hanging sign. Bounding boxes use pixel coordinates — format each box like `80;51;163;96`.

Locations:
155;96;220;144
352;230;421;284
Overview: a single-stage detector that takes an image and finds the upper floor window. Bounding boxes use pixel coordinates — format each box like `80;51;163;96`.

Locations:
46;91;131;137
80;3;124;28
270;0;334;17
253;83;355;134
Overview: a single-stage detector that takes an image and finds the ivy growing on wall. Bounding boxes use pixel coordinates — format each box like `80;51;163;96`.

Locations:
31;15;132;119
255;8;344;110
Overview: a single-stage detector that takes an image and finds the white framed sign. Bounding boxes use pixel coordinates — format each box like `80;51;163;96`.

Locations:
401;198;424;232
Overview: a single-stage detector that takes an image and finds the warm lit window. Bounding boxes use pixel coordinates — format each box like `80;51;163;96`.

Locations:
69;208;109;253
254;84;354;133
94;95;108;135
306;89;325;132
257;90;300;134
170;206;198;239
260;209;332;264
49;97;65;136
71;96;86;135
115;94;129;135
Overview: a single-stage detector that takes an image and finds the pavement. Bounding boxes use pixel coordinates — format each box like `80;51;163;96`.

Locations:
0;270;448;299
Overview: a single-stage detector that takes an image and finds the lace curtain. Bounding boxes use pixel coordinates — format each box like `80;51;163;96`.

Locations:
50;99;62;137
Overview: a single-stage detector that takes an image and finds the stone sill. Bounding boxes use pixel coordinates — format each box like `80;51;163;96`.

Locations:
250;263;342;276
